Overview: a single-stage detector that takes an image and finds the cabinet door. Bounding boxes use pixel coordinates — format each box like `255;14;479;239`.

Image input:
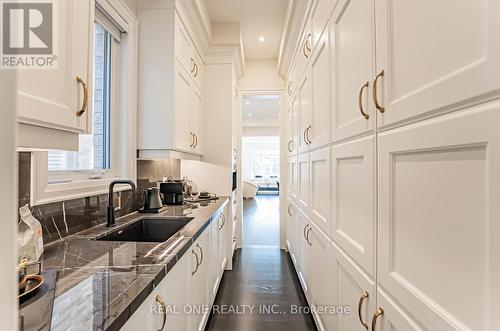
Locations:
297;153;310;210
332;242;376;331
332;135;375;277
219;211;228;273
297;72;312;154
373;288;423;331
309;28;331;149
375;0;500;129
163;254;190;330
331;0;376;142
286;155;298;200
174;65;193;152
310;222;333;331
17;0;92;133
189;231;210;331
286;199;298;267
286;102;294;156
190;86;203;154
378;102;500;331
192;52;204;91
175;16;194;75
292;96;299;154
310;0;335;54
298;211;312;298
309;147;331;236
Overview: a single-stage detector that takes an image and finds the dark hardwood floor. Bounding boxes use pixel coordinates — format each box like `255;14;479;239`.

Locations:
205;195;316;331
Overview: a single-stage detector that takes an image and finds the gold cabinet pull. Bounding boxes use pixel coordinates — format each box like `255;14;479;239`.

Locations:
303;33;312;58
303;224;309;241
287;204;293;217
76;76;88;117
288;140;293;152
190;58;196;73
303;127;309;145
191;249;200;275
190;132;195;147
155;294;167;331
306;227;312;246
306;125;312;144
193;133;198;148
197;243;203;265
287;82;293;96
358;81;370;119
371;308;384;331
358;291;369;329
373;70;385;113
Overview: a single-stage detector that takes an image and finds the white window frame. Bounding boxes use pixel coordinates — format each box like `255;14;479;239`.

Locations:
31;0;138;206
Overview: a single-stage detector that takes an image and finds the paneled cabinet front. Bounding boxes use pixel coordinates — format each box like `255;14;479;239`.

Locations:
138;6;204;159
17;0;93;145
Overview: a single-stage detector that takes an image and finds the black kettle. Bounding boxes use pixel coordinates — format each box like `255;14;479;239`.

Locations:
143;188;163;210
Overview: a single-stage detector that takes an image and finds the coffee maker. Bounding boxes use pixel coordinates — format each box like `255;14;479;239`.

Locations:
159;180;184;205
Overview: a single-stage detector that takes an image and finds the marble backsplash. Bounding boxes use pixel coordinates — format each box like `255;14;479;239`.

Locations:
18;152;180;245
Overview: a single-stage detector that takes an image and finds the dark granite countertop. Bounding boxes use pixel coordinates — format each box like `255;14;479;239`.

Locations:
25;197;229;331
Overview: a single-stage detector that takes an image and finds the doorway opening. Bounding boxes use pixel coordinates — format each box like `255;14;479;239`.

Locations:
240;94;280;248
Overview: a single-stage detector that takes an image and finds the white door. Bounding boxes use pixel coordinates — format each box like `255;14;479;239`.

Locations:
298;211;312;298
331;0;376;143
17;0;92;133
378;102;500;331
375;0;500;129
286;156;298;200
332;242;376;331
309;27;331;149
297;153;310;210
297;71;311;153
174;65;193;152
310;222;333;331
190;86;203;154
331;135;376;278
309;147;331;236
372;288;424;331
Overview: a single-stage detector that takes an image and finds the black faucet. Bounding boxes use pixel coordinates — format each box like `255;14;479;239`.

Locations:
107;179;136;227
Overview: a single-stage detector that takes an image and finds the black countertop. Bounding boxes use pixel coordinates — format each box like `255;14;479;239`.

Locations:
24;197;229;331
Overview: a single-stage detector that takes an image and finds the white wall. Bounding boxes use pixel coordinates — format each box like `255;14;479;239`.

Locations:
121;0;137;15
0;71;18;330
180;160;232;196
238;59;284;91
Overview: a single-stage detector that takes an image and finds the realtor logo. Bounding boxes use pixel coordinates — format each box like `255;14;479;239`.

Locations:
1;0;57;69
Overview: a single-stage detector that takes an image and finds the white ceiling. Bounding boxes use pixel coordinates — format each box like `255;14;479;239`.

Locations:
205;0;288;59
242;95;280;126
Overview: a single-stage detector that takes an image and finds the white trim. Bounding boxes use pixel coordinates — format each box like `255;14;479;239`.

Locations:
31;2;138;206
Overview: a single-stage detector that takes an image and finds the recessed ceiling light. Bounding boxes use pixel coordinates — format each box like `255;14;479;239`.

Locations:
258;36;265;42
248;113;253;117
246;101;251;105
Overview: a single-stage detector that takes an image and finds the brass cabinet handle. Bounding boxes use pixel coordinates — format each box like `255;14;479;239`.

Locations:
358;81;370;119
190;58;196;73
303;224;309;241
303;33;312;58
190;132;195;147
194;63;199;77
371;308;384;331
287;82;293;96
303;128;308;145
373;70;385;113
76;76;88;117
358;291;369;329
306;125;312;144
197;243;203;265
218;214;225;230
191;249;200;275
287;204;293;217
288;140;293;152
155;294;167;331
306;227;312;246
193;133;198;148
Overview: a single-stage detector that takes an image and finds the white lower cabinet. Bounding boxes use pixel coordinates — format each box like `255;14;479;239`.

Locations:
332;242;376;331
373;288;423;331
286;156;298;200
309;147;331;236
298;210;313;298
120;208;228;330
297;153;310;210
286;199;299;267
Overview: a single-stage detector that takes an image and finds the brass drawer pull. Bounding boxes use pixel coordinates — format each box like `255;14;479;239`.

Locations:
190;58;196;73
191;249;200;275
193;133;198;148
76;76;88;117
287;82;293;95
303;33;312;58
287;204;293;217
288;140;293;152
306;227;312;246
371;308;384;331
358;291;369;329
358;81;370;119
373;70;385;113
190;132;195;147
197;243;203;265
155;294;167;331
306;125;312;144
303;224;309;241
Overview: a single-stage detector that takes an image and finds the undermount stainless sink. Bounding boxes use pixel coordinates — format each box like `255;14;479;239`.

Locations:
93;217;194;242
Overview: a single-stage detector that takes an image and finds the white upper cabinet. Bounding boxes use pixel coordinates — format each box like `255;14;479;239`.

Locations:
297;152;310;210
138;3;204;159
332;135;376;277
375;0;500;129
378;102;500;331
331;0;376;143
309;0;336;56
286;155;298;200
297;72;312;154
309;28;331;149
17;0;93;149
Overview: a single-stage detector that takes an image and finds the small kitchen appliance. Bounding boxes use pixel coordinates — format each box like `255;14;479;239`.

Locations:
160;180;185;205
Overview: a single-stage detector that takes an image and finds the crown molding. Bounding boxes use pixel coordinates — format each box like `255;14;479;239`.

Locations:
205;45;245;78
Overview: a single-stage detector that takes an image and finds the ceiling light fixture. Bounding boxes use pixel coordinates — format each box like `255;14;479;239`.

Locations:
246;101;251;105
258;36;265;42
248;113;253;117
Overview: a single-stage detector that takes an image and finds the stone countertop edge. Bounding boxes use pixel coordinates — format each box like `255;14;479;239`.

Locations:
39;197;229;331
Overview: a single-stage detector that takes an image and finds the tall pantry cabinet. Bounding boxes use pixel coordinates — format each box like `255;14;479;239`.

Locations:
283;0;500;330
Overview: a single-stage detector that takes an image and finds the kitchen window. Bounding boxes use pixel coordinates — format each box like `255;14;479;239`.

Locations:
31;2;138;206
